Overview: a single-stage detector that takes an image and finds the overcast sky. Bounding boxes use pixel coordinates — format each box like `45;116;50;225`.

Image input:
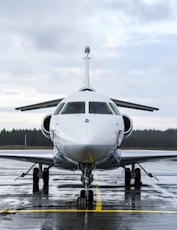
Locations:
0;0;177;131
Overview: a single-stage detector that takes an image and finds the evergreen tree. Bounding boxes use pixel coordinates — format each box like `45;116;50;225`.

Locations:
0;128;177;149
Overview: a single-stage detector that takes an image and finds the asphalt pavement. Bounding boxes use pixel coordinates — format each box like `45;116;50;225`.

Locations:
0;154;177;229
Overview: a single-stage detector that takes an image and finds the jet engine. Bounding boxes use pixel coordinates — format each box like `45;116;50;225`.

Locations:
122;114;133;139
41;114;52;139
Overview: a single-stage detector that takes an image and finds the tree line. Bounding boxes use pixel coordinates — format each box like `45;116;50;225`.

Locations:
123;129;177;149
0;129;51;147
0;128;177;149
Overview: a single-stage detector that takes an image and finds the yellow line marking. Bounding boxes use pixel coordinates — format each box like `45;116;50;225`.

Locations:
94;174;102;211
87;150;94;163
95;186;102;211
1;209;177;214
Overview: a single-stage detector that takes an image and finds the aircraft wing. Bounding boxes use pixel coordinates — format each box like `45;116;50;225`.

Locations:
120;149;177;166
15;98;64;111
0;149;54;166
111;98;159;111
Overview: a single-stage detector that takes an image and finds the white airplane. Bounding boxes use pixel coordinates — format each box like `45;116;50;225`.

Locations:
1;47;177;205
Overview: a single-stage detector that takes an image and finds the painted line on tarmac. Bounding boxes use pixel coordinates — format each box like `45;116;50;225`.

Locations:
1;209;177;214
94;174;102;211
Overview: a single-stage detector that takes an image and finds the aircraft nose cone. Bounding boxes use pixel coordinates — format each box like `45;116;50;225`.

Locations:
63;144;110;163
56;115;118;163
61;132;116;163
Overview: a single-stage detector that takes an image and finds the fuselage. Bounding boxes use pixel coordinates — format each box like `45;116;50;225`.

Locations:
49;88;125;164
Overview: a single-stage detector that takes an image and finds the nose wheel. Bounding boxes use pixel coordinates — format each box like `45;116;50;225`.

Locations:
80;189;94;203
77;163;95;208
77;189;94;208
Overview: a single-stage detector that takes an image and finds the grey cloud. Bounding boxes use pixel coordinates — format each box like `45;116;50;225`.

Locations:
109;0;173;23
0;0;94;54
29;24;90;53
92;32;177;102
0;0;177;130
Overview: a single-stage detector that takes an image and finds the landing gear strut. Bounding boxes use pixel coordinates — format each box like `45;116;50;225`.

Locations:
33;164;50;194
77;163;95;207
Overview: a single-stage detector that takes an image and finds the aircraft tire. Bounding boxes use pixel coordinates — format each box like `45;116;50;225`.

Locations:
80;190;86;198
88;190;94;204
125;168;131;187
134;168;141;187
43;168;49;194
33;167;39;193
77;197;87;208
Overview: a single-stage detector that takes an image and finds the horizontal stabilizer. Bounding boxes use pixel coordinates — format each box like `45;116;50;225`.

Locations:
15;98;64;111
15;97;159;112
111;98;159;112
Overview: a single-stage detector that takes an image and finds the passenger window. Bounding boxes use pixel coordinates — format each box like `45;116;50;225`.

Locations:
54;103;65;115
61;102;85;114
109;103;120;115
89;102;113;114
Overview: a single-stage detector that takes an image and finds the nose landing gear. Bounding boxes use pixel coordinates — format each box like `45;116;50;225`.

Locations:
77;163;95;208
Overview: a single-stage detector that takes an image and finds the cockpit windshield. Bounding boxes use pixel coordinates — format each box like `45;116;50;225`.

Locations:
109;103;120;115
54;103;65;115
89;102;113;114
61;102;85;114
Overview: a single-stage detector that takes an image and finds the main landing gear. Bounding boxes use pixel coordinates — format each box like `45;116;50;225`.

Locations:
33;164;50;194
77;163;95;208
124;163;159;188
124;164;142;188
15;163;50;194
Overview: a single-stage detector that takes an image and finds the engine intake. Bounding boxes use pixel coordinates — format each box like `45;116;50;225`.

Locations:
122;114;133;139
41;114;52;139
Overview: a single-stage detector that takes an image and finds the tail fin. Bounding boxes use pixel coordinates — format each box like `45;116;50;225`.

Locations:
84;46;91;87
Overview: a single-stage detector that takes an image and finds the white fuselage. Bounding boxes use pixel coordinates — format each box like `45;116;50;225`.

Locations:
50;89;125;164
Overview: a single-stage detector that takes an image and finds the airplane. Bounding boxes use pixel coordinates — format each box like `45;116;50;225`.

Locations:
1;47;177;206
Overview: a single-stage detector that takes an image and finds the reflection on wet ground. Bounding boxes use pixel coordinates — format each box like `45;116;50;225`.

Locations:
1;153;177;229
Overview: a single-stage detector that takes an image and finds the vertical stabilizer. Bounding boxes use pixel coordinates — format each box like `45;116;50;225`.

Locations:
84;46;90;87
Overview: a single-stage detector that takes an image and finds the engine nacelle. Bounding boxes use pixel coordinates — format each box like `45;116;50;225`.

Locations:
41;114;52;139
122;114;133;139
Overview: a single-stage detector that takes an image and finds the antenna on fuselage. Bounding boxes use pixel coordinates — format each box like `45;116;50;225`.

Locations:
84;46;91;87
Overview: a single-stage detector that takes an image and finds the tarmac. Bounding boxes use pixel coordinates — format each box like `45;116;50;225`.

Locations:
1;153;177;229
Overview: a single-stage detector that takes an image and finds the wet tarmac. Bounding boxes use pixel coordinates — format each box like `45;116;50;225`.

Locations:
1;150;177;229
